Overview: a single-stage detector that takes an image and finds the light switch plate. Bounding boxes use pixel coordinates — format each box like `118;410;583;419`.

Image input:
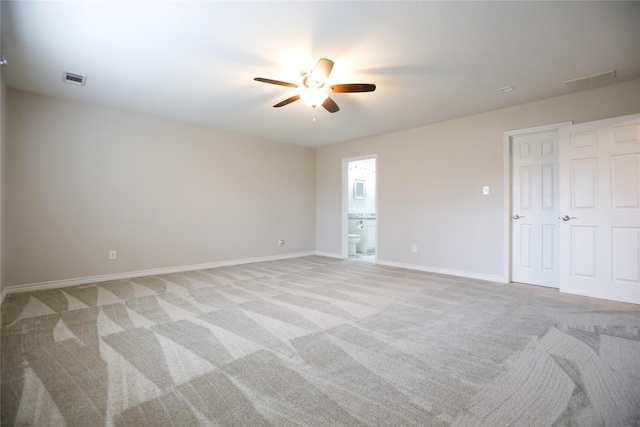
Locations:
483;186;490;195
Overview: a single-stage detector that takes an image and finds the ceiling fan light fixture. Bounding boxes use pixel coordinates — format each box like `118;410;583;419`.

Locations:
253;57;374;115
299;87;328;108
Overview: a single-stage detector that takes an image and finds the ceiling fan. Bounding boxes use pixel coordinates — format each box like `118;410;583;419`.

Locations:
254;58;376;117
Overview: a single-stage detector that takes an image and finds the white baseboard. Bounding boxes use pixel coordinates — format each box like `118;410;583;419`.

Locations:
2;252;316;298
314;251;345;259
376;259;506;283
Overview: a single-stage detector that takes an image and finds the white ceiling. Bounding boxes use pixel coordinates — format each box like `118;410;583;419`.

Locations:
2;1;639;148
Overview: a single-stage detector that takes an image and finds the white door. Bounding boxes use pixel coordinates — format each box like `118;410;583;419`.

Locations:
559;114;640;304
511;130;560;288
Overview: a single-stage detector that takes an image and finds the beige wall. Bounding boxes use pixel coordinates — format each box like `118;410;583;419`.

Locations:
316;79;640;279
4;79;639;289
4;90;316;287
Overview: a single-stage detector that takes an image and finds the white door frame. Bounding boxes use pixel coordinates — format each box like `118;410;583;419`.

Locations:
502;122;572;282
342;154;378;260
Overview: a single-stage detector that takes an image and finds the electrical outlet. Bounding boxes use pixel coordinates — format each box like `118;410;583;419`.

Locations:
109;250;117;260
278;239;285;246
412;244;418;253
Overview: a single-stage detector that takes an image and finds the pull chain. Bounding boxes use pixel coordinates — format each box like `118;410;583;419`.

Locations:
312;106;317;122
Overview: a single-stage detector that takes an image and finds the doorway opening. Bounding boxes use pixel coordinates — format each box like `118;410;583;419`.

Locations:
343;156;377;263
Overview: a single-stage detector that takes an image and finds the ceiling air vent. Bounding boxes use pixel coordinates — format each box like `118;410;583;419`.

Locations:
564;70;615;88
63;71;87;86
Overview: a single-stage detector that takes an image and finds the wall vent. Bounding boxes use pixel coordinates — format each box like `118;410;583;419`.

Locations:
63;71;87;86
564;70;615;88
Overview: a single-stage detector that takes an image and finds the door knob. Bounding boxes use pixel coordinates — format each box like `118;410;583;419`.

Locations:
512;214;525;220
560;215;577;221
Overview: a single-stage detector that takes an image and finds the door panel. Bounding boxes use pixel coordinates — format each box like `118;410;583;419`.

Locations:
520;166;532;209
542;164;555;209
559;114;640;304
612;154;639;208
612;227;639;283
570;226;597;277
571;158;597;208
542;224;555;271
519;224;532;268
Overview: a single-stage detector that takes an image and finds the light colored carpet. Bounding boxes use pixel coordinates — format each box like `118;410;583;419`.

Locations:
1;256;639;426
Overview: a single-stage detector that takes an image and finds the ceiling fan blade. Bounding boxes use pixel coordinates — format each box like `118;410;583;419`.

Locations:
273;95;300;108
322;96;339;113
254;77;298;88
329;83;376;93
312;58;334;84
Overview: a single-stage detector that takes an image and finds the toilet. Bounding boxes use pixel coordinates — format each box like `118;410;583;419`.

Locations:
348;234;361;256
